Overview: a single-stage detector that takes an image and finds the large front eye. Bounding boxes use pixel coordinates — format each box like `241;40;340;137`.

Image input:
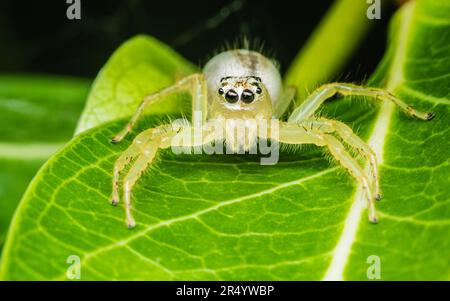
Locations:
225;89;239;103
241;89;255;103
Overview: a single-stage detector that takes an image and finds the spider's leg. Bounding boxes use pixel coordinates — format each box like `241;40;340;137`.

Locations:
119;124;218;228
111;73;207;143
112;128;156;205
278;123;377;223
322;134;377;223
300;118;381;200
272;85;296;119
287;82;435;123
122;138;160;228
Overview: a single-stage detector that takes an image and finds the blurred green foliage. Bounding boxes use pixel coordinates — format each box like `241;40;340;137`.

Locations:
0;75;90;247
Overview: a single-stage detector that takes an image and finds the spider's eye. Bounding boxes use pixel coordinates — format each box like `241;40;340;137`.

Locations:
255;87;262;94
241;89;255;103
218;88;224;95
224;89;239;103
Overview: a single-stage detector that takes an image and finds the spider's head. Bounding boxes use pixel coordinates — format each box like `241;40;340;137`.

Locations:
209;76;273;153
202;50;281;153
211;75;272;121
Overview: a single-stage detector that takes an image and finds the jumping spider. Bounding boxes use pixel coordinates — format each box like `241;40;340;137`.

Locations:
110;49;434;228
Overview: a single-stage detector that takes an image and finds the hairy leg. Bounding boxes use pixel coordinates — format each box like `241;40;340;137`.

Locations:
112;124;173;205
115;124;218;228
323;134;377;222
111;128;154;206
122;139;160;228
298;118;381;200
288;82;435;122
111;73;207;143
278;123;377;222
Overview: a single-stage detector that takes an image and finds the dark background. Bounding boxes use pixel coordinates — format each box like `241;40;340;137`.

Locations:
0;0;397;80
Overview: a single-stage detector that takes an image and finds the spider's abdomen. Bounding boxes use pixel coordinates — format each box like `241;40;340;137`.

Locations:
203;50;282;105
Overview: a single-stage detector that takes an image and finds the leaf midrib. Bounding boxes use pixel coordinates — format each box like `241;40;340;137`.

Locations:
322;1;416;280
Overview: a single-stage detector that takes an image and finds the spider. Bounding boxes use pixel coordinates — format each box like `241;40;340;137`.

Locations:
110;49;434;229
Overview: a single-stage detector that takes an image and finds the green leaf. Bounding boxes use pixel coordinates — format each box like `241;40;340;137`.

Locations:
74;35;197;134
0;75;90;248
1;0;449;280
285;0;377;101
